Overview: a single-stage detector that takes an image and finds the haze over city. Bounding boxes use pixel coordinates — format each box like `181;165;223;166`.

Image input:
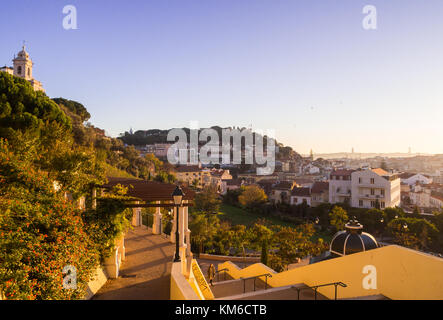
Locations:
1;0;442;155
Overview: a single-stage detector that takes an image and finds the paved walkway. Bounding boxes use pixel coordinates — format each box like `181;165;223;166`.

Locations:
93;226;175;300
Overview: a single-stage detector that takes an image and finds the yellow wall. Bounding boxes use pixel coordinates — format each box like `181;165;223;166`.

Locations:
170;261;201;300
219;245;443;300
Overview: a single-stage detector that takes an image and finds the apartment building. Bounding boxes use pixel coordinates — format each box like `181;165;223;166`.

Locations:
329;169;354;204
329;168;401;209
351;168;401;209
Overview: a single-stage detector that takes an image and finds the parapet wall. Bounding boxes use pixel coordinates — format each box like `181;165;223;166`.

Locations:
219;245;443;300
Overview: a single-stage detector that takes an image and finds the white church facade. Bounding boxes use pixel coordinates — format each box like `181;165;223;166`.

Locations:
1;45;44;92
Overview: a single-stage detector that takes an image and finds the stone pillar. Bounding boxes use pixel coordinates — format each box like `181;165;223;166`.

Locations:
170;207;177;243
132;201;141;227
153;201;162;235
179;205;188;274
184;205;193;277
103;246;120;279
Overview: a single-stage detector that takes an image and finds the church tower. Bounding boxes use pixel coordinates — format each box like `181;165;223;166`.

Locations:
13;45;33;81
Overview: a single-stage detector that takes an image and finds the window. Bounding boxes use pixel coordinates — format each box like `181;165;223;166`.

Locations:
359;177;362;183
381;189;385;196
27;68;30;76
370;200;376;208
371;188;375;195
17;66;22;75
381;201;385;209
359;200;363;207
370;178;375;184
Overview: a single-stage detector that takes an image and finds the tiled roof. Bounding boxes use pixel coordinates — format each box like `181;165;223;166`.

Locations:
431;192;443;202
399;172;416;179
273;181;293;190
371;168;389;176
174;165;202;173
226;179;243;186
294;178;314;185
330;169;354;177
291;187;311;197
101;177;195;201
258;179;277;186
311;181;329;193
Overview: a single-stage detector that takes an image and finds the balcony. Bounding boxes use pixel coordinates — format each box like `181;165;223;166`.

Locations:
358;194;385;200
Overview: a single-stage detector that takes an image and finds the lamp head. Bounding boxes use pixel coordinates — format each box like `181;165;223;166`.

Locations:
172;185;184;205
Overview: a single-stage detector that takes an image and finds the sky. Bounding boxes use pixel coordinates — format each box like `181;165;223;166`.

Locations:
1;0;442;155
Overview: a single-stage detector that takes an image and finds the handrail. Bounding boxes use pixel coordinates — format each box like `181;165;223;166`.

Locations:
216;268;229;282
239;273;273;293
291;282;347;300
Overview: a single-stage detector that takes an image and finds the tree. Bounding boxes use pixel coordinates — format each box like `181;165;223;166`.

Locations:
193;185;221;214
329;206;349;231
188;213;220;256
270;224;327;272
238;186;267;209
388;217;439;250
248;221;273;266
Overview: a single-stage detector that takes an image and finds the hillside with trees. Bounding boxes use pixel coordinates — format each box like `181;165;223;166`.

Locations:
0;72;169;299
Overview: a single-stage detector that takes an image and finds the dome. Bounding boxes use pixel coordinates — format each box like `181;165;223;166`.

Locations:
329;217;378;257
15;46;30;60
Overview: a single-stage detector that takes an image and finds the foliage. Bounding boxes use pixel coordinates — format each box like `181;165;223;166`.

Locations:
193;185;221;214
0;140;100;299
238;185;267;209
269;224;327;272
387;217;439;250
329;206;349;231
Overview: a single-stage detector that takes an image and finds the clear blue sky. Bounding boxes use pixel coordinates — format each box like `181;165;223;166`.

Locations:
1;0;442;154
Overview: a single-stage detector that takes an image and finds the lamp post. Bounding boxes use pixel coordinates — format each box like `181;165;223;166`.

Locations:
172;185;184;263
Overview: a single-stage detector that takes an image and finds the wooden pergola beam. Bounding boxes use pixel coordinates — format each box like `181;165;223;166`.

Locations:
124;203;194;208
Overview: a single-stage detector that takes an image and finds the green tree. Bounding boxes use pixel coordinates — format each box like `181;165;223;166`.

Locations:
238;185;267;209
193;185;221;214
329;206;349;231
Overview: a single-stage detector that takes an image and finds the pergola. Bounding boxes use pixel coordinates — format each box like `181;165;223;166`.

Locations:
96;177;196;276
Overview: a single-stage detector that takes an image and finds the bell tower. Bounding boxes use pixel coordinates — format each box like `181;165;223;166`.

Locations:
13;44;33;81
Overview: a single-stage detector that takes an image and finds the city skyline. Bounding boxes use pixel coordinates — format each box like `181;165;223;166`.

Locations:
1;0;442;154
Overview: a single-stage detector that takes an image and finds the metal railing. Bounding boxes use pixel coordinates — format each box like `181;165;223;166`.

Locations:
216;268;229;282
240;273;273;293
291;282;347;300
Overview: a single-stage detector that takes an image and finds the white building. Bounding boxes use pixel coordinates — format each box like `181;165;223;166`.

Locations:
1;45;44;92
329;169;353;204
329;168;401;209
399;173;433;186
351;169;401;209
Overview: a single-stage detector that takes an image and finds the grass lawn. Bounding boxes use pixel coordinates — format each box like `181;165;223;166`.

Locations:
218;203;333;243
219;203;297;228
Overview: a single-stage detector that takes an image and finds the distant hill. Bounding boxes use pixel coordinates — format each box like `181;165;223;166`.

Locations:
306;152;433;160
118;126;302;160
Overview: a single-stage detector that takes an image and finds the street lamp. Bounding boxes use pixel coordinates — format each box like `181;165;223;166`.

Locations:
172;185;184;262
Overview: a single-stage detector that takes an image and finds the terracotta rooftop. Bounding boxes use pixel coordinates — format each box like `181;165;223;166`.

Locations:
101;177;195;201
311;181;329;193
330;169;354;177
291;187;311;197
273;181;294;190
371;168;390;176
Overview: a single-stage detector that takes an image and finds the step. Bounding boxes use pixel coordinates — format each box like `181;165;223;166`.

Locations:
217;284;329;300
211;277;270;298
